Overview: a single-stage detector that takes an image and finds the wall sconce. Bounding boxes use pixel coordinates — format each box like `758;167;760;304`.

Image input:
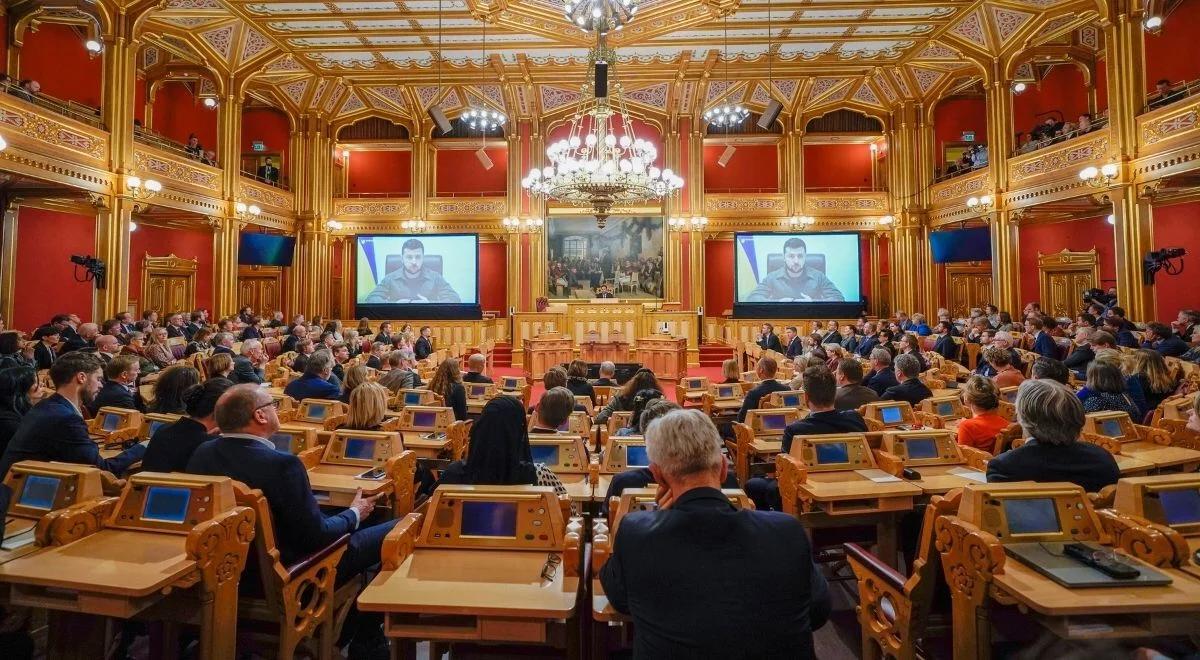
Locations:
0;134;8;152
234;201;261;220
1012;82;1027;94
202;97;218;109
877;215;894;229
341;149;350;160
1106;214;1116;226
129;221;138;232
401;219;429;233
126;176;162;200
326;219;344;231
787;215;815;229
1079;162;1119;188
966;194;994;215
668;216;708;232
501;216;543;233
1144;15;1163;31
85;40;103;56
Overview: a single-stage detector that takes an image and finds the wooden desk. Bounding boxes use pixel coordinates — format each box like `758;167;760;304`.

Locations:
402;432;451;459
1120;442;1200;472
523;337;574;381
635;336;687;381
580;341;630;363
308;464;394;507
788;470;921;568
903;464;987;495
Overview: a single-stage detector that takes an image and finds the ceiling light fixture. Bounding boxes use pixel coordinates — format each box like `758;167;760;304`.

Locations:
459;19;506;134
704;14;750;128
1106;214;1116;225
564;0;640;34
501;216;544;233
1079;162;1119;188
668;216;708;232
202;97;217;108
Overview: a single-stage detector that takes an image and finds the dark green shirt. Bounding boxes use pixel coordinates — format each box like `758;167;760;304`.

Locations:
364;268;461;303
745;267;845;302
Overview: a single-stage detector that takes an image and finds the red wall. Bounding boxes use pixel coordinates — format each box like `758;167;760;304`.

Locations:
1013;64;1090;136
804;144;874;189
128;224;214;312
1018;216;1115;308
242;108;291;172
704;239;734;316
19;23;102;109
153;80;218;149
0;16;9;75
1145;0;1200;93
479;242;507;315
933;97;987;167
1095;59;1109;114
434;147;507;195
1151;200;1200;321
12;207;96;331
703;143;778;192
347;150;412;195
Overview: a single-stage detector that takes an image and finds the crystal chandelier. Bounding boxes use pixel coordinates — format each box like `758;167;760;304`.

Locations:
460;107;506;132
564;0;640;33
704;104;750;128
521;35;683;227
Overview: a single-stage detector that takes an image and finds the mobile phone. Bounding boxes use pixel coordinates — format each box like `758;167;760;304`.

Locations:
356;467;387;480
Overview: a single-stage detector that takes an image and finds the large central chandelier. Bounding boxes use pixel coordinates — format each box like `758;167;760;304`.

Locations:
521;35;683;227
564;0;640;33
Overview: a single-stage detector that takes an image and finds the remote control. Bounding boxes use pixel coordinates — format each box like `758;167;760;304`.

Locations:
1063;543;1140;579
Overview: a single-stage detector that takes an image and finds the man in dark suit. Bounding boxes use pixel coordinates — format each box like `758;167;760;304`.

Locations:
231;339;267;384
1142;322;1189;357
881;354;933;406
462;353;493;384
974;331;1023;377
184;312;205;341
61;322;97;353
863;348;899;396
931;321;959;360
783;326;803;359
282;325;307;354
755;323;783;353
840;326;860;354
87;355;141;416
1026;316;1058;359
165;314;187;339
0;352;146;480
413;326;433;361
257;158;280;185
283;350;342;401
986;379;1119;493
117;311;137;337
211;332;236;356
599;408;830;658
186;384;395;658
32;325;59;370
591;361;618;387
818;320;843;346
834;359;879;411
736;357;789;423
854;323;880;358
1063;327;1097;378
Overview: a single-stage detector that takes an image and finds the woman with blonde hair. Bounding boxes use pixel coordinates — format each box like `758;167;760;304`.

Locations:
344;382;390;431
429;357;467;420
956;375;1011;451
720;358;740;384
340;364;370;404
1129;349;1179;417
145;326;176;368
204;352;234;380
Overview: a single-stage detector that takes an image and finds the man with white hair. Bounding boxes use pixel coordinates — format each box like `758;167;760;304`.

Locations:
599;408;830;658
1062;327;1096;378
231;339;267;384
593;361;617;386
974;330;1023;377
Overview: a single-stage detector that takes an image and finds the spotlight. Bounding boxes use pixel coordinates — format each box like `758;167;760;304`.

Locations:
1012;82;1027;94
129;222;138;232
85;40;103;54
1145;15;1163;30
1107;214;1116;225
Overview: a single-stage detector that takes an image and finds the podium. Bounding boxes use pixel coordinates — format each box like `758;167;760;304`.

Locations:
579;331;630;363
635;336;688;381
523;335;574;380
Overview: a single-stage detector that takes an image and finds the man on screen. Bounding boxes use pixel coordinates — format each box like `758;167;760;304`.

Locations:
364;238;462;304
745;238;845;302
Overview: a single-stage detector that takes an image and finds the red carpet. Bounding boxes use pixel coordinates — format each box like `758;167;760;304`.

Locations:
490;365;730;406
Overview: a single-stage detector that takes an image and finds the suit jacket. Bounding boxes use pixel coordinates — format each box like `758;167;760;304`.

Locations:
0;394;145;480
186;436;356;565
819;330;843;346
835;384;879;412
932;334;958;360
87;380;140;417
855;335;880;358
231;356;265;384
736;379;789;423
599;487;830;659
784;337;803;359
284;373;342;401
142;417;213;473
1031;331;1058;359
463;371;494;384
33;342;56;370
840;335;860;354
986;438;1120;494
240;325;262;341
1063;344;1095;377
414;336;433;360
1115;329;1139;349
864;367;899;396
1146;335;1189;358
184;323;203;341
166;325;186;339
782;409;868;453
756;334;783;353
212;345;235;356
881;379;933;407
281;335;302;354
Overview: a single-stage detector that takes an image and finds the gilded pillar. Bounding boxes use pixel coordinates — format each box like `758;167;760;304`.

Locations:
788;125;805;217
100;15;142;175
93;194;134;320
989;209;1022;313
1103;8;1147;162
0;199;17;323
887;103;928;314
210;215;241;318
217;82;244;199
288;115;334;316
1111;185;1156;320
868;232;882;317
983;67;1020;311
411;131;428;219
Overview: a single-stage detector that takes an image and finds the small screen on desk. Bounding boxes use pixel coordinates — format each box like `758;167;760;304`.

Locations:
781;394;801;407
625;445;650;467
1003;498;1060;535
469;385;488;398
460;501;517;538
403;392;422;405
905;438;939;460
141;486;192;523
530;444;560;464
504;378;519;389
936;401;956;417
881;406;903;424
307;404;327;420
1099;419;1124;437
412;411;437;428
344;438;376;460
717;386;736;398
687;379;704;389
103;414;120;431
1159;488;1200;525
815;442;850;465
761;414;787;431
19;475;59;510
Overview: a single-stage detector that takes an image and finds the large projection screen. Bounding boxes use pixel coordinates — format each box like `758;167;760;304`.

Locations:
733;232;864;317
354;234;481;319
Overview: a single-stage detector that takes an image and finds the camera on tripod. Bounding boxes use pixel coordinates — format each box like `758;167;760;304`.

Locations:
1143;247;1186;285
70;254;106;289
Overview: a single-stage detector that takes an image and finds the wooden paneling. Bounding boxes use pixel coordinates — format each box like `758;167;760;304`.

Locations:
237;265;282;316
945;262;992;318
511;303;700;367
141;254;196;314
1038;249;1099;318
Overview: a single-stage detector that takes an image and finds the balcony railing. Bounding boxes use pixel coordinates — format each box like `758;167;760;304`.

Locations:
240;169;290;191
0;82;104;129
1144;79;1200;113
1007;130;1110;187
1012;116;1109;158
333;197;413;217
133;127;201;160
934;162;988;183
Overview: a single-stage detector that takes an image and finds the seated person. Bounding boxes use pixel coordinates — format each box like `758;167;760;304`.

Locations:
596;369;661;426
232;339;267;385
986;379;1120;493
1026;316;1058;359
745;367;868;511
881;354;933;406
186;385;394;659
1141;322;1189;358
142;378;232;473
1102;316;1138;349
615;389;664;437
377;350;420;392
342;382;391;431
984;345;1025;389
529;386;575;434
205;352;234;381
898;334;929;373
284;350;342;402
0;352;146;479
149;365;202;415
592;361;618;387
364;342;389;371
565;359;595;405
438;396;565;496
429;358;467;421
931;321;959;360
600;408;831;658
834;359;879;411
88;355;142;416
755;324;783;352
461;353;493;384
736;357;788;423
339;365;370;405
955;375;1010;451
1030;356;1070;385
910;313;932;336
1080;358;1140;418
1131;349;1180;415
1063;327;1097;378
719;358;740;384
863;349;899;397
974;331;1023;377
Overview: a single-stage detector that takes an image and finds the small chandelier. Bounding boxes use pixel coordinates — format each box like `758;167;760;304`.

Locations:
1079;162;1119;188
461;107;506;132
234;201;261;220
787;215;815;229
668;215;708;232
704;104;750;128
565;0;640;33
126;176;162;201
401;219;428;233
966;195;994;215
502;216;544;233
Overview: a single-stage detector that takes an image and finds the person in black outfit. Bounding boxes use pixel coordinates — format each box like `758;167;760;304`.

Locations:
931;321;959;360
0;366;36;459
745;366;868;510
1063;327;1097;378
414;326;433;361
987;379;1119;493
142;378;232;473
429;357;467;421
756;323;783;353
564;359;595;405
1141;322;1189;358
439;395;544;487
881;354;933;406
863;348;899;396
736;356;789;423
88;355;142;416
783;326;803;359
461;353;494;384
32;325;59;370
592;361;618;387
599;408;830;658
282;325;307;354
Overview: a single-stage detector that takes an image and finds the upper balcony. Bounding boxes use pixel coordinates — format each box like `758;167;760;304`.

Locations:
0;85;112;192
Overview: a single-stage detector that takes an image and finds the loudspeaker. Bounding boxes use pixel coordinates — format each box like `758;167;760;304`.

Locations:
595;61;609;98
717;145;736;167
475;147;494;170
758;99;783;130
428;106;452;135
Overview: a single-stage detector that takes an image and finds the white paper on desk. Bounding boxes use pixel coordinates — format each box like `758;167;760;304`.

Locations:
1;527;35;551
855;469;903;483
947;466;988;483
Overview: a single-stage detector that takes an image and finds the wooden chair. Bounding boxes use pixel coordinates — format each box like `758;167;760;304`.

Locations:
846;490;962;660
593;385;612;407
231;482;358;660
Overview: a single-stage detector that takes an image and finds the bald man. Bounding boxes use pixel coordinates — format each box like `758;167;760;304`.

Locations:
63;322;98;353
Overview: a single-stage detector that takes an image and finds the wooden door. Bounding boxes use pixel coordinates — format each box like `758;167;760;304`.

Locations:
1038;250;1099;318
141;254;197;314
945;262;993;318
237;265;283;315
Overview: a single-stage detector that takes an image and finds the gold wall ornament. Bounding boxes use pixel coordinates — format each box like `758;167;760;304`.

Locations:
1138;97;1200;147
238;177;293;212
332;198;413;217
929;169;989;206
0;97;108;162
703;193;787;217
803;192;889;215
1008;132;1110;185
133;148;222;193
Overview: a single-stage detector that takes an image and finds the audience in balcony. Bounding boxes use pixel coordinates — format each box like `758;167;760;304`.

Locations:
1149;78;1187;110
939;143;988;180
185;134;204;160
258;158;281;185
202;150;218;167
12;79;40;104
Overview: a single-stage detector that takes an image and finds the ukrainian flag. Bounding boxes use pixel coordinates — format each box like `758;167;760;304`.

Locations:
737;235;761;296
356;238;378;299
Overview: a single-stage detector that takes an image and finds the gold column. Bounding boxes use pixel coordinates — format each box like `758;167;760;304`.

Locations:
0;199;17;323
868;232;882;317
410;128;430;219
93;194;134;320
665;120;682;302
789;125;805;217
989;210;1022;313
210;215;241;318
292;221;331;316
887;102;928;314
100;15;142;175
218;81;244;200
288;115;334;316
1111;185;1155;320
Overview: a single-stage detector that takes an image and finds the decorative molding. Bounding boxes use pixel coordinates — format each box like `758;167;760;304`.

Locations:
332;197;413;217
1138;98;1200;148
803;192;889;215
0;97;107;162
704;193;788;217
426;196;507;218
239;177;293;211
133;147;222;192
930;170;990;205
1007;133;1109;185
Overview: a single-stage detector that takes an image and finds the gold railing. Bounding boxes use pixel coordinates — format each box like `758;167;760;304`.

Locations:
239;176;294;214
1006;131;1110;187
704;193;788;217
803;191;889;216
426;196;507;219
0;91;108;164
332;197;413;218
132;144;222;195
1138;94;1200;151
929;168;990;208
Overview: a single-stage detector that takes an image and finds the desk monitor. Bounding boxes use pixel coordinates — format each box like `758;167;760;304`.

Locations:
528;434;588;472
298;399;343;423
884;430;960;465
1115;475;1200;535
863;401;914;428
530;444;559;465
269;393;296;412
417;485;566;550
603;437;648;472
959;482;1098;543
713;384;739;400
141;486;192;523
18;474;60;510
881;405;903;425
102;413;121;432
1002;498;1061;536
322;430;400;466
625;444;650;468
502;377;523;390
905;437;939;460
403;391;424;406
398;406;453;433
274;425;318;454
112;472;237;534
467;384;493;399
779;392;803;408
760;413;788;432
344;437;376;461
4;461;103;520
1162;395;1196;420
745;409;800;436
606;411;633;434
1158;488;1200;527
684;377;708;391
792;433;874;471
1085;412;1132;441
922;395;963;419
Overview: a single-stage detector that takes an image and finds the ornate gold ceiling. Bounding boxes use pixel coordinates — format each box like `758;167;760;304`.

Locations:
133;0;1104;126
